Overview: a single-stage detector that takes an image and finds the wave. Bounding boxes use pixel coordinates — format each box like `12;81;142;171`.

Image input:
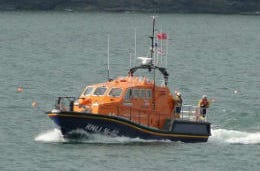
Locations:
34;129;171;144
35;128;260;145
210;129;260;145
34;129;66;143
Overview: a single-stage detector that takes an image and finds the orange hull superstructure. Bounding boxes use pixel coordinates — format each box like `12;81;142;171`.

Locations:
73;76;175;129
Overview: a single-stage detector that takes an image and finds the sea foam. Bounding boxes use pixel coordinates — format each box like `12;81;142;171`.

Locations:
35;128;260;145
34;129;170;144
34;128;66;143
211;129;260;145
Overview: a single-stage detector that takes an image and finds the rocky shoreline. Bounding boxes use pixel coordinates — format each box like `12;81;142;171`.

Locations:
0;0;259;14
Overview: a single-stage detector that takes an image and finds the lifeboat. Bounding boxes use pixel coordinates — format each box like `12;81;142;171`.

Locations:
47;17;211;143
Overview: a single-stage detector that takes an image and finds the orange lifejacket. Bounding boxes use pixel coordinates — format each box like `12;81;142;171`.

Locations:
199;99;209;108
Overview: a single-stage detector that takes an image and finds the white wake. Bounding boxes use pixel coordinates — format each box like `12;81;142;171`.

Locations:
34;128;260;145
34;128;66;143
34;129;170;144
210;129;260;145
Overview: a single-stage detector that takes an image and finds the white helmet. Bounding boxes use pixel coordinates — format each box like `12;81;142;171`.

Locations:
202;95;207;98
177;92;181;96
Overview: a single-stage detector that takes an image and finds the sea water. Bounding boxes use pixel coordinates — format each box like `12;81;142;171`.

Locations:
0;11;259;171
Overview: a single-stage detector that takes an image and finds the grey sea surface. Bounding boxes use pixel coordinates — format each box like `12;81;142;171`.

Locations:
0;11;259;171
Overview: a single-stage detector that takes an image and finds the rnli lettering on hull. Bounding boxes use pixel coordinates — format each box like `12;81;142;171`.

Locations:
85;123;119;136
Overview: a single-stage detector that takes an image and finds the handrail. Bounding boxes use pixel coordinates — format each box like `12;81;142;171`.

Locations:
55;97;76;111
179;104;207;121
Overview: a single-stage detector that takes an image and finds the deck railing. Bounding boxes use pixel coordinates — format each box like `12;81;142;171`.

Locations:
179;104;207;121
55;97;75;112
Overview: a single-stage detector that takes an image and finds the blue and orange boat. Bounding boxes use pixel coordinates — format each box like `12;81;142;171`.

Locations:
47;17;211;143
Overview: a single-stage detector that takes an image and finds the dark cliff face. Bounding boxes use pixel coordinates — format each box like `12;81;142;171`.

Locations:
0;0;259;13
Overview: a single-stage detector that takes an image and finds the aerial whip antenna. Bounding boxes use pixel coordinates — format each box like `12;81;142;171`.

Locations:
107;34;110;81
165;34;169;67
134;27;137;66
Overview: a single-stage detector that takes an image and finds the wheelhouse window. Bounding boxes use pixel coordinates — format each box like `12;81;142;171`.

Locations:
109;88;122;97
93;87;107;96
124;88;132;101
124;88;152;100
133;89;140;97
84;87;94;96
140;89;146;98
146;89;152;98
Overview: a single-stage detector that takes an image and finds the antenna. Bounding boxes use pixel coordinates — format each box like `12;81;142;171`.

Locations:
155;29;159;65
160;27;163;66
134;27;137;66
107;34;110;81
165;35;169;67
129;52;132;68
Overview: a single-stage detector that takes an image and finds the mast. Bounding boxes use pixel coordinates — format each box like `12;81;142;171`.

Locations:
151;16;156;111
128;17;169;85
150;16;156;64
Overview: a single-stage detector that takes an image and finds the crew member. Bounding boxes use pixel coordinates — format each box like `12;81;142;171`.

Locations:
175;92;183;119
198;95;210;118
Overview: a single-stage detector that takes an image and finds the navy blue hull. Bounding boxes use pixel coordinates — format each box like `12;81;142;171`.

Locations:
48;111;211;143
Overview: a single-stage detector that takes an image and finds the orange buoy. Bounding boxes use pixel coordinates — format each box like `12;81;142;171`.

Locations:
32;101;38;107
17;87;23;93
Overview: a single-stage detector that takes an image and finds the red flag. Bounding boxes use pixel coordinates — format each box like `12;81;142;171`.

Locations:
157;33;167;40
